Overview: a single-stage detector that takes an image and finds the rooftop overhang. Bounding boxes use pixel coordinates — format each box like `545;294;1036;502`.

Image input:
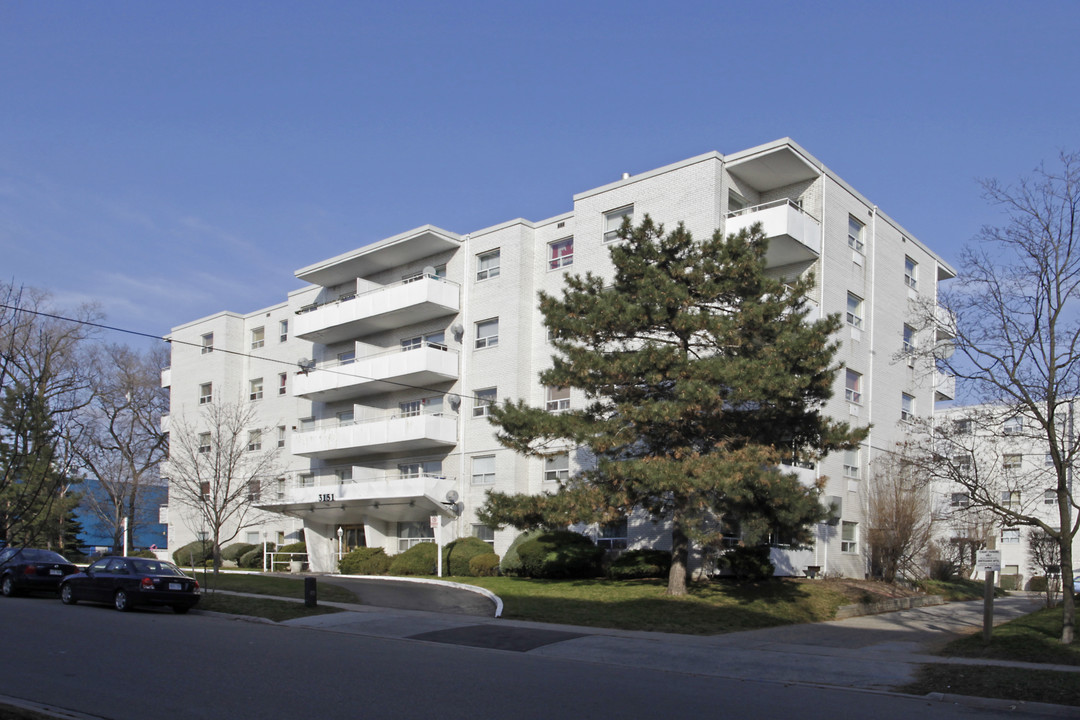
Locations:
295;226;462;287
726;143;821;193
256;476;459;525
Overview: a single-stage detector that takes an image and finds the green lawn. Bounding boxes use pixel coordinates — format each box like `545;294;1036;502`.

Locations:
457;576;852;634
197;592;345;622
193;571;359;603
900;606;1080;707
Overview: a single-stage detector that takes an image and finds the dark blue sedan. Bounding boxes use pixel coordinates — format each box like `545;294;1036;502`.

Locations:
0;548;79;597
60;556;200;613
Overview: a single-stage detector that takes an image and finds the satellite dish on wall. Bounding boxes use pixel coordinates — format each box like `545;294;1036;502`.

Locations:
445;490;459;504
448;394;461;410
423;265;437;277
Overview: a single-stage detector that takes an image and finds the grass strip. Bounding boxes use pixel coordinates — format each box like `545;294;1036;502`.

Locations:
197;591;344;622
192;571;359;604
901;664;1080;707
458;577;851;634
934;606;1080;666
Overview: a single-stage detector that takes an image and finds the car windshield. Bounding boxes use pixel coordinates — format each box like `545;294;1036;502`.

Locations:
129;559;187;577
1;548;69;564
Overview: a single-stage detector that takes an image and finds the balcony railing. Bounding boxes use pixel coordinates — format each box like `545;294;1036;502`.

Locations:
292;412;458;459
294;275;460;344
725;198;821;268
293;342;459;401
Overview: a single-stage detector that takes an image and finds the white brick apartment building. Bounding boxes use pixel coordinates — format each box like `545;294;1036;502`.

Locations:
161;138;956;577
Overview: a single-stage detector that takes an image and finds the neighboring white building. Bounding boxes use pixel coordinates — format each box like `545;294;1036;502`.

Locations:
932;405;1080;588
161;138;956;577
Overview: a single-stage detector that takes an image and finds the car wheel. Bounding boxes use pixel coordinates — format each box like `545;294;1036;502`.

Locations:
113;589;131;612
1;575;15;597
172;605;190;614
60;583;77;605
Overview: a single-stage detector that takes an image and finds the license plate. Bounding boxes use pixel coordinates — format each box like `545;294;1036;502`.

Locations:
169;583;182;591
49;569;62;576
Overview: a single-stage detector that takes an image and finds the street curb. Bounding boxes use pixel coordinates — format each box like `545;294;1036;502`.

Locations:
835;594;945;619
0;694;109;720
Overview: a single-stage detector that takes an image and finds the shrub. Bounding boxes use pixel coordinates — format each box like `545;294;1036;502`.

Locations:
238;546;270;569
339;547;391;575
222;543;257;563
500;529;545;576
1000;573;1023;591
607;549;671;580
929;559;958;582
516;531;603;579
716;545;775;582
278;541;307;554
388;542;438;576
172;540;213;568
1028;576;1048;593
469;553;501;577
127;549;157;559
445;537;494;577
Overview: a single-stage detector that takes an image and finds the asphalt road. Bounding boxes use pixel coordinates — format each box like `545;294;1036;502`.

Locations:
0;595;1065;720
318;575;497;616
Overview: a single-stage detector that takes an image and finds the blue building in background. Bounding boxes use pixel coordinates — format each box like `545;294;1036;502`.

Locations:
76;481;168;552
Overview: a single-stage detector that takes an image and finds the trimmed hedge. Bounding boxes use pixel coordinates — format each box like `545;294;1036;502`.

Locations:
222;543;257;563
278;541;307;554
717;545;775;581
172;540;213;568
607;549;671;580
128;549;158;559
516;530;603;579
500;529;545;576
445;537;494;577
239;546;270;569
339;547;391;575
389;542;438;576
469;553;501;577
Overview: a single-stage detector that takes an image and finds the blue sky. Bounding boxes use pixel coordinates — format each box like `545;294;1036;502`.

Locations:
2;1;1078;340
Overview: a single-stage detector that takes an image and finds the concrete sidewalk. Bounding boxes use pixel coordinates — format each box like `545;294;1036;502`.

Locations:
274;589;1075;694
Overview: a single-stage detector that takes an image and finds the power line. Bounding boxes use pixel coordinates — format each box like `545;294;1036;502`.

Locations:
0;302;488;405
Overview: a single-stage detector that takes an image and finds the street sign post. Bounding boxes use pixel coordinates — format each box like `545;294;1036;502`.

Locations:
976;549;1002;642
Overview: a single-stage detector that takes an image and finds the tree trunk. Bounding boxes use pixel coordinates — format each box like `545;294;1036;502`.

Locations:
1061;542;1075;644
667;523;689;596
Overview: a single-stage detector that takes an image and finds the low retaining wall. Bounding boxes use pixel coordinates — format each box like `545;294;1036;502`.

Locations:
835;594;945;619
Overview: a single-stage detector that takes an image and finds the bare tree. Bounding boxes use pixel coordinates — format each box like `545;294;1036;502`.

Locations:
1029;529;1063;608
866;447;934;583
165;400;279;572
0;284;98;547
73;343;169;552
914;152;1080;644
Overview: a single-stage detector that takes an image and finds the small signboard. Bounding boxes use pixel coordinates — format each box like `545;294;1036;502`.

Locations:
976;549;1001;572
430;515;440;528
158;505;169;525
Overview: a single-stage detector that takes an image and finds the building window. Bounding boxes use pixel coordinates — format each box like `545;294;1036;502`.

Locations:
398;522;435;552
549;237;574;270
1044;488;1056;505
402;332;445;352
903;324;916;354
904;257;918;291
249;378;264;401
844;370;862;404
954;452;973;472
604;205;634;243
199;382;213;405
247;430;262;452
598;518;628;550
247;480;261;501
847;215;865;253
546;386;570;412
200;482;211;502
846;293;864;330
544;453;569;483
336;468;352;483
197;432;211;454
251;327;265;349
843;449;860;479
471;455;496;485
337;350;355;365
299;473;314;488
841;521;858;553
955;418;973;434
337;410;354;425
475;318;499;349
950;492;970;508
278;373;287;395
1003;416;1024;435
399;400;421;418
477;249;501;281
901;393;915;422
473;524;495;547
1001;490;1020;509
1045;453;1054;467
473;388;497;417
720;517;741;547
279;319;288;342
1003;454;1022;471
1001;527;1020;544
201;333;214;354
277;426;286;448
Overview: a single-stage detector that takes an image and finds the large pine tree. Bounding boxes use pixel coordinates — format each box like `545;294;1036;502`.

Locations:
479;216;865;595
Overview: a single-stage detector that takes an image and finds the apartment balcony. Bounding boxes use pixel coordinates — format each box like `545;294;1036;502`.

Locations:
160;413;170;433
935;370;956;401
160;367;171;390
294;344;459;402
781;462;818;488
725;199;821;269
260;473;457;525
294;275;460;344
292;413;458;460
